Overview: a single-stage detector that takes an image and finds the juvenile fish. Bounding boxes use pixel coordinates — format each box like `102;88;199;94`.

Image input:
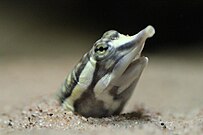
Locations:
58;26;155;118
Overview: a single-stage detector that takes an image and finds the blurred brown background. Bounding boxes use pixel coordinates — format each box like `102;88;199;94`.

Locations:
0;0;203;114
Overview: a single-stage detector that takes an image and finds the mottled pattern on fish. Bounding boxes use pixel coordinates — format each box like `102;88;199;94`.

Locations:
58;26;155;118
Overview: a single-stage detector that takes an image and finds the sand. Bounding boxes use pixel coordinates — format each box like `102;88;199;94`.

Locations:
0;53;203;135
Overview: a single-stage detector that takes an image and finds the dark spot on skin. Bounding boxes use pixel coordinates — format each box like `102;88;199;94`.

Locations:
117;41;135;51
74;90;109;118
109;86;119;96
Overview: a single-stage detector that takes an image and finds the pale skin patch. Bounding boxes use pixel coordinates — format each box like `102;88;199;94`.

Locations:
66;74;72;85
115;57;148;95
63;85;84;111
94;74;111;97
61;84;67;93
78;61;95;88
62;99;74;111
63;61;96;111
96;85;121;111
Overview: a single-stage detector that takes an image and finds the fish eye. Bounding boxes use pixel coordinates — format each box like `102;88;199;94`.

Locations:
94;44;108;55
93;43;115;61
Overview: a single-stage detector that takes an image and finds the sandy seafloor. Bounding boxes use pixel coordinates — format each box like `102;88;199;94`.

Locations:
0;22;203;134
1;50;203;135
